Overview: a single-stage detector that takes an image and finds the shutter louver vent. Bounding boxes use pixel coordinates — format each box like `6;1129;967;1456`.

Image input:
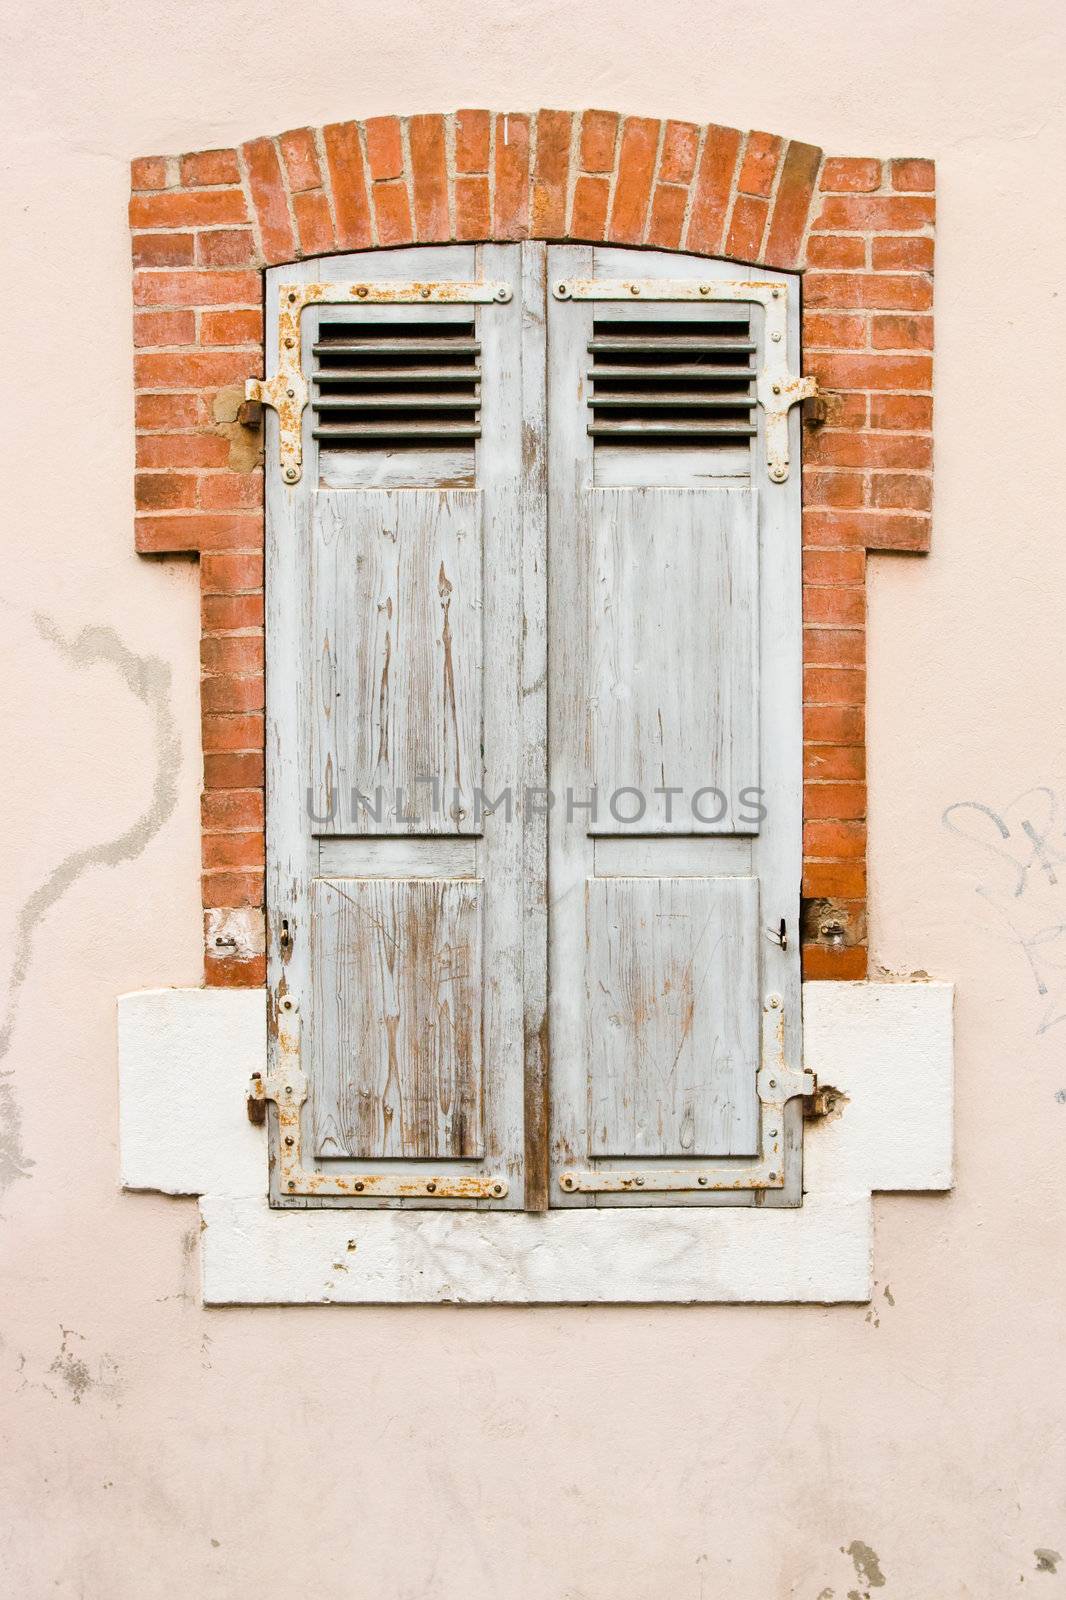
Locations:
311;318;481;449
587;316;757;446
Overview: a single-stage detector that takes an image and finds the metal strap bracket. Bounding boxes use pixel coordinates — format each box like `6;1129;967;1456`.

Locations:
249;279;512;486
557;994;815;1195
248;996;509;1201
552;277;816;482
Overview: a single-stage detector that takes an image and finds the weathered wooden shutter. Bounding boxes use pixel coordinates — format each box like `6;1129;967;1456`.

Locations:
545;247;804;1207
263;242;805;1210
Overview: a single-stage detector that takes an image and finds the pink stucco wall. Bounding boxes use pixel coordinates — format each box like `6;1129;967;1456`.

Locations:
2;2;1065;1593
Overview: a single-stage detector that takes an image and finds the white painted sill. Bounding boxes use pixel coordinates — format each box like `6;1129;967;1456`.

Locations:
117;980;953;1306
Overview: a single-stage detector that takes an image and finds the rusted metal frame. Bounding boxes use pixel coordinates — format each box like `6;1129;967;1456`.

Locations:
248;997;509;1201
556;996;815;1195
551;277;817;483
246;279;513;485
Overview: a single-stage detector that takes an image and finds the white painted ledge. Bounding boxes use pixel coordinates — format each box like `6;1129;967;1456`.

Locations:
117;980;953;1305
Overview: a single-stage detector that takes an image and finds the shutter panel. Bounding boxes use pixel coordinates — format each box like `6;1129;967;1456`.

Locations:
265;245;541;1208
546;246;804;1206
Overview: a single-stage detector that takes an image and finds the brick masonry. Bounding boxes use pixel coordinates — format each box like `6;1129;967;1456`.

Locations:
129;111;935;986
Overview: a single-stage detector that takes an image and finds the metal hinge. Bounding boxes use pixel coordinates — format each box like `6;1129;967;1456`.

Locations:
247;995;509;1201
552;277;817;483
249;278;512;486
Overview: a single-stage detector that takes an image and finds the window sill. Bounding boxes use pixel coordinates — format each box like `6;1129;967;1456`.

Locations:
117;980;953;1306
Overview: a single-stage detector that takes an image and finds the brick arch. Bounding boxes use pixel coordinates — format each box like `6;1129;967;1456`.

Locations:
130;110;935;986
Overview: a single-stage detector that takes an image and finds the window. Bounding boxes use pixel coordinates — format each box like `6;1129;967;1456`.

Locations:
256;241;808;1211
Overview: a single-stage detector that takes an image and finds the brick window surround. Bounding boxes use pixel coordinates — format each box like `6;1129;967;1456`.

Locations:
129;110;935;989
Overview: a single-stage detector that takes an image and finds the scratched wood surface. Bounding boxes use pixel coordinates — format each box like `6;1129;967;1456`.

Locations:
590;485;758;835
585;876;760;1157
310;488;483;835
310;876;484;1160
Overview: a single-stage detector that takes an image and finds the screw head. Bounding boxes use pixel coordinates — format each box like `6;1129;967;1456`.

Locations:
634;1175;645;1187
284;466;298;482
772;383;781;395
354;1180;364;1192
768;1171;777;1181
284;1135;294;1147
287;1180;295;1191
492;1183;504;1197
771;288;780;298
698;1175;708;1186
354;285;368;298
426;1182;436;1194
769;1078;777;1089
420;287;431;299
287;292;296;303
771;331;782;342
285;336;295;348
629;284;641;295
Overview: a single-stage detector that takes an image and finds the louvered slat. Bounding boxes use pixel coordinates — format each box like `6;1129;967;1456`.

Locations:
312;318;481;450
587;316;757;447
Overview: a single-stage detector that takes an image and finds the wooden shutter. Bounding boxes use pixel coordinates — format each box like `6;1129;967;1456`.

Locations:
264;242;804;1210
265;244;545;1209
546;247;804;1207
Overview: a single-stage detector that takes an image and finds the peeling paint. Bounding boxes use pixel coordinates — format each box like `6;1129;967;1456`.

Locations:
0;613;179;1195
1036;1549;1062;1575
845;1541;886;1591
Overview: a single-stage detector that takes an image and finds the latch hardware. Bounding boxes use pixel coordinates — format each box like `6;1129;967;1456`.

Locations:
248;279;512;486
557;994;815;1194
552;277;816;483
247;996;509;1201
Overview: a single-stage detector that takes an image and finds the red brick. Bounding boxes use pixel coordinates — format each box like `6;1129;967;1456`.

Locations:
194;512;263;550
132;231;195;267
133;309;195;347
658;121;699;184
409;113;449;240
803;861;867;897
818;391;869;429
646;185;687;249
373;182;413;247
805;272;932;311
870;471;932;511
136;511;261;554
810;351;932;390
871;234;934;271
802;312;867;348
200;672;265;714
201;591;264;630
871;313;933;350
133;270;260;308
808;508;931;552
804;744;867;780
279;127;322;192
196;228;256;267
802;548;866;586
571;175;610;240
138;433;229;469
737;130;781;197
365;116;405;181
200;308;263;346
293;190;335;255
814;194;935;230
203;752;265;791
804;469;865;509
242;137;294;264
130;188;248;229
198;472;264;511
803;704;865;744
206;953;267;988
804;820;867;858
725;193;769;261
686;124;742;254
455;109;490;173
202;869;264;908
805;233;866;268
131;155;168;191
803;944;867;980
803;585;866;624
803;626;866;665
201;788;264;829
892;158;935;192
135;392;205;430
135;515;199;554
135;350;254;388
608;118;659;244
323;121;373;249
455;176;490;240
493;113;530;240
580;109;618;173
764;139;822;267
201;830;265;869
532;109;571;236
820;157;882;193
136;471;196;511
201;711;264;752
804;666;866;703
201;551;263;593
805;430;931;469
869;393;933;430
181;149;240;187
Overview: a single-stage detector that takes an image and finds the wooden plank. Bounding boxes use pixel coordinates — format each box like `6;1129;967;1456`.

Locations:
318;838;477;877
310;487;483;835
593;837;753;876
310;877;484;1160
590;485;759;835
